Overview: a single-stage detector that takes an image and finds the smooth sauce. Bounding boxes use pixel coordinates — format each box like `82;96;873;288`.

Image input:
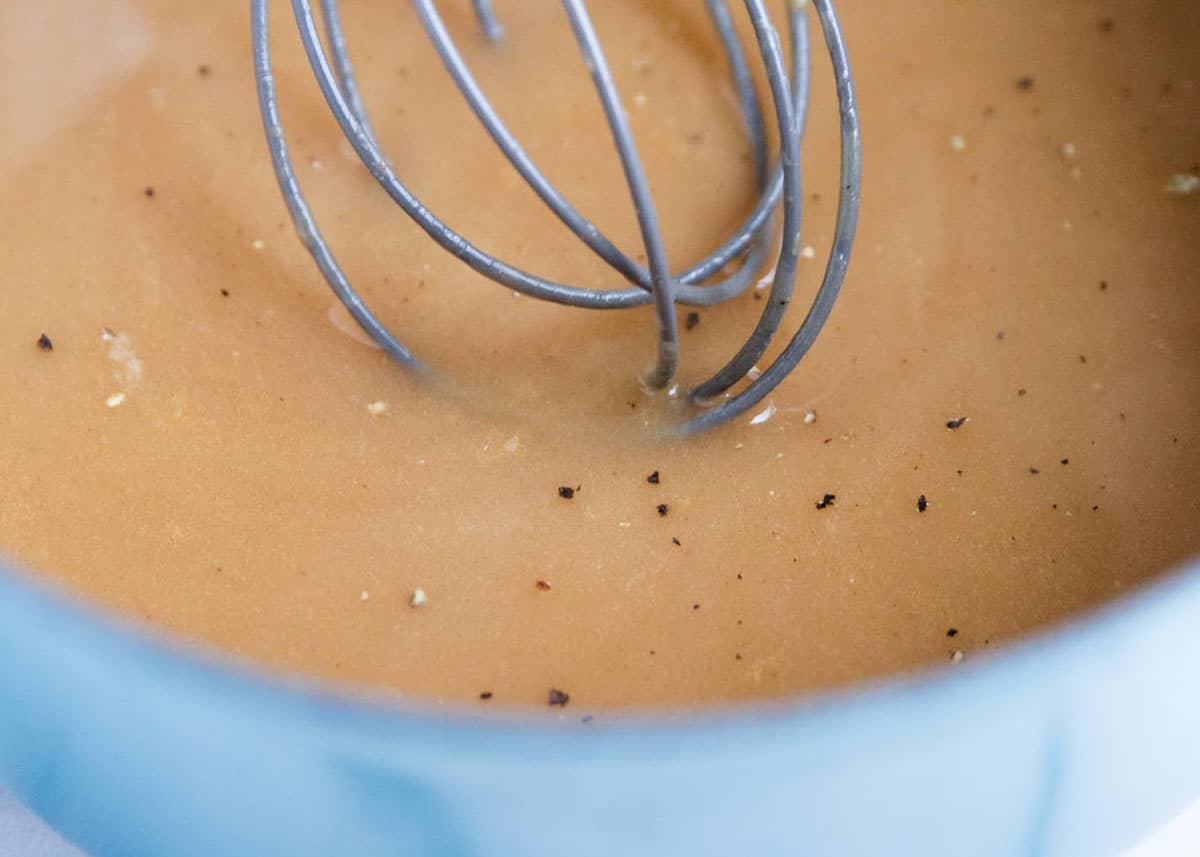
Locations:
1;0;1198;712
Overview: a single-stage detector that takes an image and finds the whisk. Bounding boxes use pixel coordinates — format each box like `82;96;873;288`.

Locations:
251;0;861;434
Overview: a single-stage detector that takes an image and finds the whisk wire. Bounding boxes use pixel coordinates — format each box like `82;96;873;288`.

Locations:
469;0;504;43
678;0;861;434
251;0;425;372
690;0;804;402
560;0;679;388
318;0;377;145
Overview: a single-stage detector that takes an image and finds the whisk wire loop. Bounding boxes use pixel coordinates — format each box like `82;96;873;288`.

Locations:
251;0;861;432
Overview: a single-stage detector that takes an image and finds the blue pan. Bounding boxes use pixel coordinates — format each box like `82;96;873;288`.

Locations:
0;555;1197;856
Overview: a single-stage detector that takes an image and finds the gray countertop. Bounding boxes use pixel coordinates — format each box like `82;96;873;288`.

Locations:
0;787;85;857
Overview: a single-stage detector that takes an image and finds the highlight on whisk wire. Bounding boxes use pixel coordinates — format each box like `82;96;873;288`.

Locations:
252;0;861;433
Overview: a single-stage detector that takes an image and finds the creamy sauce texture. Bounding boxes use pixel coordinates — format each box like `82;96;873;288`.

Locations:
1;0;1198;712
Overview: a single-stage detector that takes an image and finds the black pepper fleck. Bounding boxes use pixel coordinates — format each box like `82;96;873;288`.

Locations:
197;64;211;77
479;691;493;700
1018;388;1027;396
143;187;156;198
671;537;681;546
1015;76;1035;91
917;494;928;513
1029;467;1041;475
947;628;959;638
946;416;968;430
220;288;230;297
656;503;668;517
685;311;701;331
1098;17;1114;33
1078;355;1087;364
647;470;660;484
1060;458;1069;465
557;486;575;499
535;579;551;591
692;603;700;610
36;333;53;351
815;493;836;510
547;688;570;707
1099;280;1108;291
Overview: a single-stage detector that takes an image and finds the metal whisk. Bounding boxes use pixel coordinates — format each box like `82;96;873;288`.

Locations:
251;0;861;434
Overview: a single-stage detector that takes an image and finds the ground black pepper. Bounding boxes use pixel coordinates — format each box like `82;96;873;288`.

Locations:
1029;467;1041;474
557;486;575;499
917;494;928;513
647;470;660;484
946;416;968;430
535;579;551;591
36;333;53;351
547;688;570;707
685;311;701;331
656;503;668;516
947;628;959;637
143;187;155;198
479;691;493;700
1015;76;1035;91
671;537;681;546
815;493;836;510
220;288;230;297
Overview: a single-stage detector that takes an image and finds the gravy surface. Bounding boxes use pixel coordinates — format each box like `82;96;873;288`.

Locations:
2;0;1198;711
